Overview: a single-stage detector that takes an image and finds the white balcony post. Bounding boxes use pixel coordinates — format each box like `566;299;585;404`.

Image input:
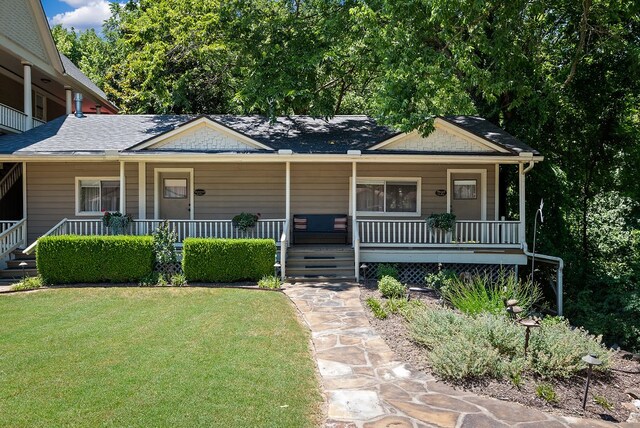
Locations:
138;162;146;219
96;104;102;115
65;86;73;115
518;163;526;244
120;161;126;214
285;161;290;245
22;61;32;131
351;161;357;246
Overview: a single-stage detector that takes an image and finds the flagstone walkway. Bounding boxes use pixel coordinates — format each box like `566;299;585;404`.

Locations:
284;282;625;428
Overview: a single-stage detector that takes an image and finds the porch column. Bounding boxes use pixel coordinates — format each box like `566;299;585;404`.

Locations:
518;163;525;244
22;61;32;131
352;162;358;279
65;86;73;115
22;162;27;246
96;104;102;115
120;161;126;214
494;164;500;220
138;162;146;219
285;162;290;243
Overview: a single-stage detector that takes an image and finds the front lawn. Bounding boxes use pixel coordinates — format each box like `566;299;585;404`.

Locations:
0;288;322;427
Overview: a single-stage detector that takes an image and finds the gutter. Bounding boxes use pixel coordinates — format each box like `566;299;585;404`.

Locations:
522;243;564;316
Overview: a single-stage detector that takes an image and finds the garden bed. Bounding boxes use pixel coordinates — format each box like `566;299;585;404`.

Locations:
360;284;640;423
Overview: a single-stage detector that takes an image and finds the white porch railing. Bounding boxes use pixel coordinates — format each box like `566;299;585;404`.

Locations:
0;164;22;202
24;218;287;254
0;102;46;133
0;219;27;260
358;219;520;247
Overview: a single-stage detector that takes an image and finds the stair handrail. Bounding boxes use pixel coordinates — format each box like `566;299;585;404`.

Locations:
23;218;69;255
354;220;361;280
0;219;27;260
0;163;21;202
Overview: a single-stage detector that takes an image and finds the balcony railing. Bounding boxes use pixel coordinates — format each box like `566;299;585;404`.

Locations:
0;102;46;133
357;219;521;247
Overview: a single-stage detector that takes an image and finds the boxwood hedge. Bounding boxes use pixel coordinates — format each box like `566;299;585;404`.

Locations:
183;238;276;282
37;235;154;284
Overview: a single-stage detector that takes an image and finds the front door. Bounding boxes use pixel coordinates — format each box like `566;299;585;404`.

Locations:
159;172;190;219
450;173;482;220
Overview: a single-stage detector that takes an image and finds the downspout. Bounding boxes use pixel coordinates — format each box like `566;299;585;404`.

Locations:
523;160;535;174
523;243;564;316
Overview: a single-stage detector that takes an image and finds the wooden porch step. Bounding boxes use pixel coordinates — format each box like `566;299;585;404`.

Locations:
10;249;33;260
285;245;355;279
0;268;37;279
6;259;36;269
287;275;356;283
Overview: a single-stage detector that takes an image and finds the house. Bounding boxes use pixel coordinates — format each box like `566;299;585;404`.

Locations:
0;112;564;304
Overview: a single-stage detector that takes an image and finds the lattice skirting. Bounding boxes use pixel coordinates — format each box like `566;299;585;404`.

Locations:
154;262;182;276
361;262;515;285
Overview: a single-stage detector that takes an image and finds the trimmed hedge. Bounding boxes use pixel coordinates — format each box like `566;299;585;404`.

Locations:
183;238;276;282
37;235;154;284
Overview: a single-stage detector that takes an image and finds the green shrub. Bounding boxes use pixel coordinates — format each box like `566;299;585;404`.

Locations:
12;276;44;291
152;220;178;264
378;275;406;298
366;297;388;319
440;272;542;316
182;238;276;282
535;383;557;403
37;235;154;284
528;317;611;378
376;263;399;280
426;213;456;232
258;275;281;289
139;272;159;287
170;273;187;287
424;269;457;290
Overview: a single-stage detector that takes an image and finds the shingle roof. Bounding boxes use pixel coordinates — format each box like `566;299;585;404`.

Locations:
0;114;538;156
441;116;540;155
60;54;116;111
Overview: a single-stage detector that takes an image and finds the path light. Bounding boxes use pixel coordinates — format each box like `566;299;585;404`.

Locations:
518;318;540;357
505;299;523;319
581;353;602;410
273;262;281;279
360;264;368;286
19;261;28;279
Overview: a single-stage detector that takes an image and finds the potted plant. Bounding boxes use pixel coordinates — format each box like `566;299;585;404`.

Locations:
232;212;261;233
426;213;456;233
102;211;132;235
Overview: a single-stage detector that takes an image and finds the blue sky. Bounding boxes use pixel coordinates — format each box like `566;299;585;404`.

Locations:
41;0;115;31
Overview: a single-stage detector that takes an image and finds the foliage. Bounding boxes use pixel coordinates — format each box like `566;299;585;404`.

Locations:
424;269;457;290
152;220;178;264
258;275;281;290
408;306;610;381
593;395;614;411
170;273;187;287
535;383;558;403
182;238;276;282
378;275;406;299
139;272;160;287
0;288;322;427
11;276;44;291
366;297;388;320
102;211;133;234
375;264;399;280
232;212;260;232
37;236;154;284
440;272;542;316
426;213;456;232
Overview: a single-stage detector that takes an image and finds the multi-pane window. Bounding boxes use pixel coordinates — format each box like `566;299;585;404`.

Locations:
356;179;419;215
78;179;120;213
163;178;188;199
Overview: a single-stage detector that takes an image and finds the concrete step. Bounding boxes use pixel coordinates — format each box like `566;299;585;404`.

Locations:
7;259;36;269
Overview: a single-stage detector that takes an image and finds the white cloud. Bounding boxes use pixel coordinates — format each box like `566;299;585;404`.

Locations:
51;0;112;31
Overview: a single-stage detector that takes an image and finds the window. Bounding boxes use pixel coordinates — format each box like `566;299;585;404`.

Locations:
77;179;120;214
34;92;46;120
453;179;477;200
356;178;420;215
163;178;187;199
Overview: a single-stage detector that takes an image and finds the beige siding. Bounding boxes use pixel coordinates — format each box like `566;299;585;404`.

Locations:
145;163;286;220
291;163;351;215
26;162;120;242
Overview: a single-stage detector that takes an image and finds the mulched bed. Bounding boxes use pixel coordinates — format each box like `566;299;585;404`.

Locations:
360;283;640;424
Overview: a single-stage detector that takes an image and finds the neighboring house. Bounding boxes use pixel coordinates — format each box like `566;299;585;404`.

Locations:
0;0;117;219
0;113;563;312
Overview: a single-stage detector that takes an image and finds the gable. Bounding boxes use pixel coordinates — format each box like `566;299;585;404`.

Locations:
380;128;495;152
139;120;272;152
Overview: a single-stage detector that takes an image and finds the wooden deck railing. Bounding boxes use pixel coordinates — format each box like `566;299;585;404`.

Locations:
357;219;521;247
0;103;46;133
0;219;27;260
24;218;287;254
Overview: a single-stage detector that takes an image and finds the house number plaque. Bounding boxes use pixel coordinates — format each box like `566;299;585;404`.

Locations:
194;189;206;196
435;189;447;197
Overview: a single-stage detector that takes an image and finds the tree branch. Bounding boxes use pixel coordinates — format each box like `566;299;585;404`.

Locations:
563;0;591;87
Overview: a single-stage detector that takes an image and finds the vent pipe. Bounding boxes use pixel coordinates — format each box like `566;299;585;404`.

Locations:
74;93;84;117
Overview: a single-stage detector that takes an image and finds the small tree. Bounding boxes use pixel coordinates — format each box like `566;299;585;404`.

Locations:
152;221;177;265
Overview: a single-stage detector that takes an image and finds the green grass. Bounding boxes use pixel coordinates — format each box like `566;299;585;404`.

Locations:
0;288;322;427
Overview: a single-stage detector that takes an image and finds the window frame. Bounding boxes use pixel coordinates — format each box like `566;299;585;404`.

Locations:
75;177;121;216
353;177;422;217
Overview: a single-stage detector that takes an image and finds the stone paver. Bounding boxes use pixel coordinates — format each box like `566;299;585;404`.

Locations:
284;282;627;428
